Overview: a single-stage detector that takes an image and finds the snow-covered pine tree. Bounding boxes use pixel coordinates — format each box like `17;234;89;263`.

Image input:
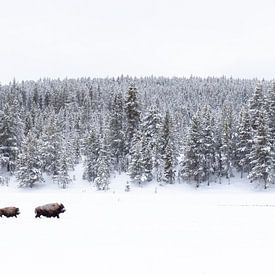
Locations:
248;110;273;189
139;106;162;183
71;130;82;165
236;108;253;177
267;82;275;181
267;82;275;142
40;112;63;176
95;134;111;190
214;128;223;184
221;105;235;183
163;140;175;184
17;131;43;188
140;133;153;182
53;139;72;189
181;112;202;186
24;112;33;136
200;106;216;185
128;130;143;185
71;111;83;164
249;82;265;131
109;92;126;172
83;129;100;182
0;97;24;173
161;111;176;184
125;83;140;158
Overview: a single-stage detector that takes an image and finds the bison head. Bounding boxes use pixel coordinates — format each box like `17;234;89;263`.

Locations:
59;204;66;213
15;208;20;215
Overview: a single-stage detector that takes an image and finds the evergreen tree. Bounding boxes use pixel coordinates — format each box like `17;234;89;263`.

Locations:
71;130;82;165
220;106;235;182
141;106;163;176
128;131;143;185
140;133;153;182
200;106;216;185
138;106;162;183
163;140;175;184
109;92;126;172
236;108;253;177
267;82;275;141
54;145;72;189
40;113;63;176
161;112;176;184
83;129;100;182
181;112;203;187
248;110;273;189
249;83;265;131
0;99;24;172
125;84;140;157
214;130;223;184
95;135;110;190
17;131;43;188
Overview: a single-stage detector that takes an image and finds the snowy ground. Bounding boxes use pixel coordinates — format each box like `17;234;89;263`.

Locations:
1;166;275;275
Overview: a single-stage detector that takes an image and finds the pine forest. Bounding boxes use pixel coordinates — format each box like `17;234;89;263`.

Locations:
0;76;274;190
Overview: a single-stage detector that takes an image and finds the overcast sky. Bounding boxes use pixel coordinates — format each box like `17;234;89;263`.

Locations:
0;0;274;84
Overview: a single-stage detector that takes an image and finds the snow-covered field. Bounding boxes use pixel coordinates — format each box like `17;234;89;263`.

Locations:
1;169;275;275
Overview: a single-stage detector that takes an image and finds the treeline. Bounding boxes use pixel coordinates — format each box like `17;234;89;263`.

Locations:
0;76;273;189
181;83;275;189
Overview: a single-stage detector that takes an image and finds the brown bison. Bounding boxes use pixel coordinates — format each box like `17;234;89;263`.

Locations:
0;207;20;218
35;203;65;218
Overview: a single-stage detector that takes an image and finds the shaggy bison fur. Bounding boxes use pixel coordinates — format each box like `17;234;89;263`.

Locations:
0;207;20;218
35;203;65;218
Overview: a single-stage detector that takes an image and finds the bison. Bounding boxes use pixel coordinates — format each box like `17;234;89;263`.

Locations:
35;203;65;218
0;207;20;218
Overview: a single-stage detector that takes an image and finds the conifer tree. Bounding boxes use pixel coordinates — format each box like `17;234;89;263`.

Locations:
140;133;153;182
95;135;110;190
139;106;162;182
40;113;63;176
71;131;82;165
267;82;275;141
17;131;43;188
0;98;24;172
163;140;175;184
248;110;273;189
221;105;235;182
200;106;216;185
109;92;126;172
236;108;253;177
55;146;71;189
144;106;163;175
125;84;140;157
249;83;265;131
161;112;176;184
221;120;233;181
214;130;223;184
128;131;143;185
83;129;100;182
181;113;202;186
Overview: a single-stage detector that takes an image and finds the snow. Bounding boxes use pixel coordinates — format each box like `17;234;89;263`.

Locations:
1;165;275;275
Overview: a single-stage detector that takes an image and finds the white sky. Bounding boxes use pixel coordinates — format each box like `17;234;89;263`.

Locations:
0;0;274;84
